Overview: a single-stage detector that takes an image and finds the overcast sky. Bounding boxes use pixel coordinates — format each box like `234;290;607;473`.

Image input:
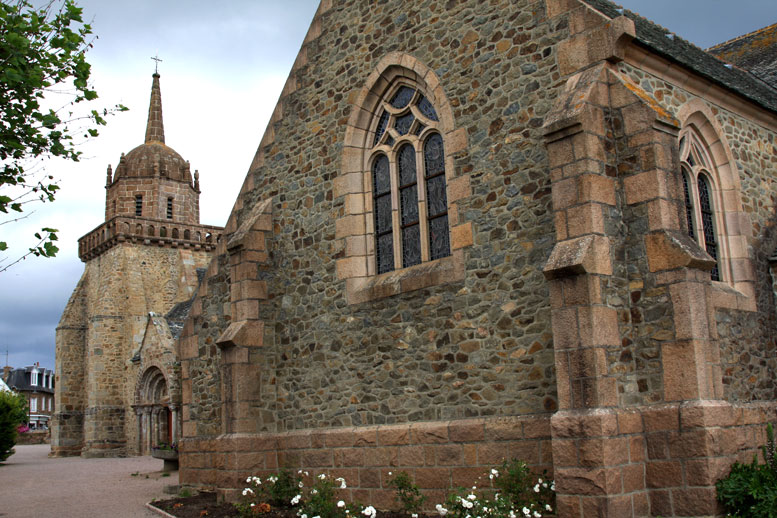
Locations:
0;1;775;372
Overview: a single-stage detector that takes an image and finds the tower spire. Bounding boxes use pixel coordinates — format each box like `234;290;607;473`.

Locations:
144;72;165;144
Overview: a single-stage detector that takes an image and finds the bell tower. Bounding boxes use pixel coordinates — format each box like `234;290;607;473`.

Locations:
52;72;223;458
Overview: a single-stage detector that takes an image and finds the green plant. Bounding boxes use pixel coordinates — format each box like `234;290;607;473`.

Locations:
179;488;192;498
717;424;777;518
435;460;554;518
388;471;425;516
0;390;27;461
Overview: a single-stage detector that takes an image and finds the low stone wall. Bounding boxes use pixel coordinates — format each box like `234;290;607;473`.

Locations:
180;414;553;506
16;430;50;445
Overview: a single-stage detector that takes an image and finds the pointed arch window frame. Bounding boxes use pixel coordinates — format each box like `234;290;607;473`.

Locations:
674;105;754;307
337;55;473;305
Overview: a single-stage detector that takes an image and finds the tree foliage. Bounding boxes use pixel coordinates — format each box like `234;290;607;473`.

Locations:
0;0;125;271
0;390;27;461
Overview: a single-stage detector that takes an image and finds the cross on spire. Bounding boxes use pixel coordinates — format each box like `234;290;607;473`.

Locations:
151;54;162;74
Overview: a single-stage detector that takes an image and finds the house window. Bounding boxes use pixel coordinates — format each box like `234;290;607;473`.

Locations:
30;369;38;386
30;398;37;412
370;85;450;274
680;128;721;281
166;197;173;219
135;195;143;216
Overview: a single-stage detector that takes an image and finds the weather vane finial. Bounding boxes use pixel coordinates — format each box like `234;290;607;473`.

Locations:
151;54;162;74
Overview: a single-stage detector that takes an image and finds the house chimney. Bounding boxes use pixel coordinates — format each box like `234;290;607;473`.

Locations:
2;365;11;382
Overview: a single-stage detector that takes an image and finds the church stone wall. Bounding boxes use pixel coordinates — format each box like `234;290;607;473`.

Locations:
105;176;200;224
615;60;777;404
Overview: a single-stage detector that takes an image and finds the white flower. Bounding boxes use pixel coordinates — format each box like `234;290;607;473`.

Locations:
298;470;303;474
537;478;542;484
467;494;477;501
509;511;516;518
545;505;552;512
299;481;304;488
412;515;418;518
461;500;473;509
246;477;252;483
313;515;320;518
533;484;540;493
305;471;309;476
550;481;555;491
242;488;254;496
253;477;262;485
533;513;541;518
336;477;347;489
318;473;327;480
388;472;392;475
490;469;499;478
436;504;448;516
301;514;307;518
362;506;377;518
251;503;256;508
291;495;301;505
542;483;547;488
311;489;318;495
338;501;346;508
522;508;530;517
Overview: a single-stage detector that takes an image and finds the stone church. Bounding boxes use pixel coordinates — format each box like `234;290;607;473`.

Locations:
52;73;223;457
57;0;777;516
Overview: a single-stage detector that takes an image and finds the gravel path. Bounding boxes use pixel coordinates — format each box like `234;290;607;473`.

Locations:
0;444;178;518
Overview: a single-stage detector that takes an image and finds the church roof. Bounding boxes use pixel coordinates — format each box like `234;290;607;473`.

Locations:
707;23;777;91
112;73;193;183
581;0;777;115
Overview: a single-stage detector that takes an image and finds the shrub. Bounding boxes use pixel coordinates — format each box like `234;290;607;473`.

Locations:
388;471;425;517
435;460;555;518
716;423;777;517
0;391;28;461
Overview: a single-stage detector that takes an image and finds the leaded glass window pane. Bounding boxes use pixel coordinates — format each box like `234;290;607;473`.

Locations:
698;174;719;281
373;110;389;146
390;86;415;109
401;185;419;226
418;96;439;121
395;113;415;136
427;175;447;218
414;124;425;136
373;154;391;195
682;170;695;240
398;145;416;186
424;133;445;177
386;136;395;147
373;153;394;274
429;215;450;260
402;224;421;268
375;195;392;234
377;233;395;274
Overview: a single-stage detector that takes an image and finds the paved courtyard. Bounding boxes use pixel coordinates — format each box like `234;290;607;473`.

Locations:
0;444;177;517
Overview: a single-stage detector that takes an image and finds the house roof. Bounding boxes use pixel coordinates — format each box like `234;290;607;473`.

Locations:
5;366;54;394
707;23;777;91
581;0;777;115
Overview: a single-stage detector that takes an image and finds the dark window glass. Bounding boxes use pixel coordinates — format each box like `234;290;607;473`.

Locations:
386;136;395;147
402;224;421;268
414;124;425;136
697;174;719;281
682;170;695;240
166;197;173;219
398;144;420;268
418;96;439;121
395;112;415;136
424;133;450;260
135;195;142;216
372;154;394;274
373;154;391;195
398;145;417;186
373;110;389;146
429;215;450;260
390;86;415;109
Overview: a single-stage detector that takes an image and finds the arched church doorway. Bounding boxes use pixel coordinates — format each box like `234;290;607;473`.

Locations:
133;366;179;455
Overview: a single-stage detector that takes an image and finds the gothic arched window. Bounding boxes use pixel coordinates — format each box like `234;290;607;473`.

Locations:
369;84;451;274
680;128;721;281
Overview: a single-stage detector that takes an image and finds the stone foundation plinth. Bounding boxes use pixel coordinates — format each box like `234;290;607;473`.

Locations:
180;415;553;506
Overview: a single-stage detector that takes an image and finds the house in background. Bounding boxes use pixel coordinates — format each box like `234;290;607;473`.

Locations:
3;363;55;430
